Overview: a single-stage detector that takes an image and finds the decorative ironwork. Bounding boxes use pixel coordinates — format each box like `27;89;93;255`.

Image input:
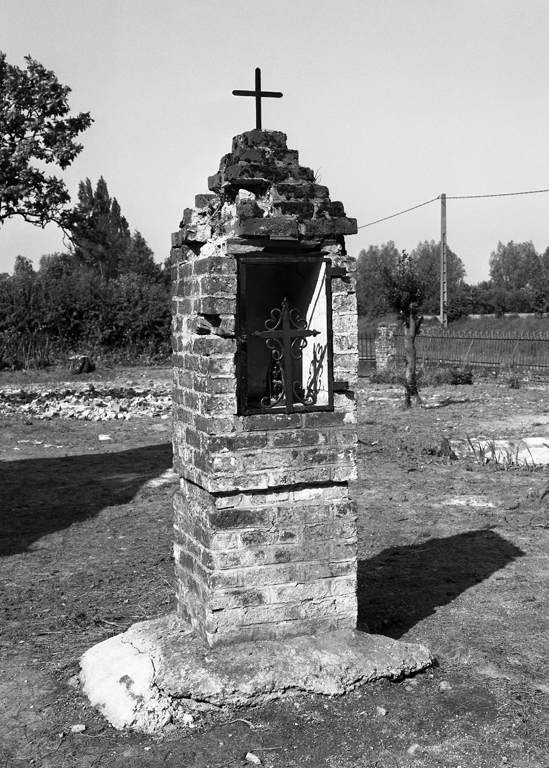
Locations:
232;68;283;131
302;342;327;404
253;297;320;413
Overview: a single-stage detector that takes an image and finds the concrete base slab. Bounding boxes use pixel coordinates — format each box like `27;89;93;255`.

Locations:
80;613;433;734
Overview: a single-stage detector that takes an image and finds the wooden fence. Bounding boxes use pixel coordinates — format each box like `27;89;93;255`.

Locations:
358;329;549;371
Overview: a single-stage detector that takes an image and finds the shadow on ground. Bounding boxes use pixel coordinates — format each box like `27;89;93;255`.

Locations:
0;443;173;556
357;529;525;638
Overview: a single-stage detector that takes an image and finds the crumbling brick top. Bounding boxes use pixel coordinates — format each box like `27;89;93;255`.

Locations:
177;130;357;246
208;130;313;192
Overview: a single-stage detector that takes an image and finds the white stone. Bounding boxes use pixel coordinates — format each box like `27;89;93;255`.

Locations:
80;632;182;734
452;436;549;466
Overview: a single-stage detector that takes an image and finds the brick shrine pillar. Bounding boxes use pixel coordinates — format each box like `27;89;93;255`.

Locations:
171;130;359;647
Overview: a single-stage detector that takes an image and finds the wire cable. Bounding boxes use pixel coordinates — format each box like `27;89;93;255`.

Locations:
356;197;439;229
447;188;549;200
357;187;549;230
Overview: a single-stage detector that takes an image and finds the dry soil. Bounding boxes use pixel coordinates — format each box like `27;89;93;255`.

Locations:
1;367;549;767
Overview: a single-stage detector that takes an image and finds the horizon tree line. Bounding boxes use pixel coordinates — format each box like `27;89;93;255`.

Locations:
357;239;549;321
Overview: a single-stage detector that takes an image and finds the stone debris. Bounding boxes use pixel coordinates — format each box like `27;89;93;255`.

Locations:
451;436;549;466
0;384;172;421
68;355;95;374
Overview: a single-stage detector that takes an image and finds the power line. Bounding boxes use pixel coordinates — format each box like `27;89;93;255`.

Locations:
357;197;439;229
357;187;549;230
447;188;549;200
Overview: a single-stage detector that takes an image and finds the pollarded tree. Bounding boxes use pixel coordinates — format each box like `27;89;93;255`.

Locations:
0;52;92;229
382;250;426;408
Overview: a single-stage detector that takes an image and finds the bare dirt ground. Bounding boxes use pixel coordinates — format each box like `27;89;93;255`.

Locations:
2;366;549;767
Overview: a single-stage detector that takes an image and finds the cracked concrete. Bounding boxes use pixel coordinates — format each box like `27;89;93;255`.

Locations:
80;613;433;734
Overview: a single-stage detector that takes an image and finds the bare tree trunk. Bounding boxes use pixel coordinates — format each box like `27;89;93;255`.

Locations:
402;309;423;408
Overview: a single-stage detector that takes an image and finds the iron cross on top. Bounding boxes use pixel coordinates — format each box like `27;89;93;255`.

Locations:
232;68;283;130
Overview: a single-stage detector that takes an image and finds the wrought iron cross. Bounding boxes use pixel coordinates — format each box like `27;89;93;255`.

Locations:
253;297;319;413
232;68;283;130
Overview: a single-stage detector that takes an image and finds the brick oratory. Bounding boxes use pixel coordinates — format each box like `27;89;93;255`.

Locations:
79;120;431;734
171;128;360;647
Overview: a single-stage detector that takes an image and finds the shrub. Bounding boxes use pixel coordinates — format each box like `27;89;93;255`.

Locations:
0;254;172;369
370;366;404;385
0;329;54;370
370;363;473;387
446;365;474;385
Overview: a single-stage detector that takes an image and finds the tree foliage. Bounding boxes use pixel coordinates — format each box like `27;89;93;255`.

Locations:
489;240;541;288
357;238;549;320
71;177;163;282
0;177;171;369
356;241;399;316
357;240;466;319
381;250;426;323
71;177;130;278
0;52;92;229
0;251;171;369
484;240;547;314
410;240;466;314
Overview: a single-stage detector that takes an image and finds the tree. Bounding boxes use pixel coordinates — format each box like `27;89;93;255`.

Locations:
0;52;92;229
71;177;131;279
9;255;39;332
35;252;91;345
410;240;466;314
382;251;425;408
532;249;549;314
356;242;399;316
489;241;542;289
357;240;467;319
0;255;41;368
119;230;164;282
445;286;472;322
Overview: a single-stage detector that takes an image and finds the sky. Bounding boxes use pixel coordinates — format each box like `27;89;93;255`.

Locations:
2;0;549;284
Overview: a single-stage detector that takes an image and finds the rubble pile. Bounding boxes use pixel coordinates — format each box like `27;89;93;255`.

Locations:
0;384;172;421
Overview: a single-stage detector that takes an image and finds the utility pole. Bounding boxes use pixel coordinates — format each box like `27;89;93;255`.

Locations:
440;193;448;328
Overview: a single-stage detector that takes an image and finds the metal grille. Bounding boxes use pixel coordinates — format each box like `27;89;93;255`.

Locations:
358;329;549;371
236;255;334;415
358;333;377;361
253;298;321;412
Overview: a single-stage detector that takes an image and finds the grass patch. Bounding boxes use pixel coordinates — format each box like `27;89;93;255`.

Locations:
371;363;474;387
